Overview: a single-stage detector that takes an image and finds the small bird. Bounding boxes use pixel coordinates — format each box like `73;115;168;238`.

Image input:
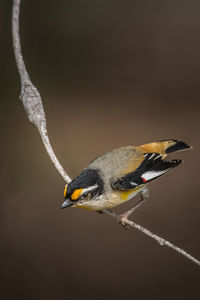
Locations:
61;139;191;223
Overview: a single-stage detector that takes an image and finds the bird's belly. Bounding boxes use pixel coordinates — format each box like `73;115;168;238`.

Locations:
107;186;144;208
120;186;144;201
73;186;144;210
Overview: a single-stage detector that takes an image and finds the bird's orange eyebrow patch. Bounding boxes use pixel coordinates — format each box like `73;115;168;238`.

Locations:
71;188;83;200
64;185;68;198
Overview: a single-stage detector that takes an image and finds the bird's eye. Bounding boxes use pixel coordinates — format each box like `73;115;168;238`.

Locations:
79;194;86;200
80;192;91;200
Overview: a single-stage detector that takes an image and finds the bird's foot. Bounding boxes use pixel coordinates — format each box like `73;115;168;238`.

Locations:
118;215;131;230
96;210;104;214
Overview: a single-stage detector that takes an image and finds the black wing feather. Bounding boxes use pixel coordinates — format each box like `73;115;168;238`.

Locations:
111;153;182;190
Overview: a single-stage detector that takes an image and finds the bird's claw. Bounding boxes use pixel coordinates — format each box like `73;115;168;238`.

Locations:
96;210;104;214
118;215;131;230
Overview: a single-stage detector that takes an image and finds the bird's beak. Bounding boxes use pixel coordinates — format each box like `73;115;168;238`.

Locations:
61;199;73;209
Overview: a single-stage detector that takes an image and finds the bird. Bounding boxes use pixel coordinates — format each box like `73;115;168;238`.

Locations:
61;139;191;224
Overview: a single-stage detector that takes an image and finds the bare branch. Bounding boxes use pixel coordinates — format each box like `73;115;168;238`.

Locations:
103;209;200;266
12;0;71;183
12;0;200;267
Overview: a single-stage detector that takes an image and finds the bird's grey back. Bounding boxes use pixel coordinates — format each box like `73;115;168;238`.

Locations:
88;146;140;181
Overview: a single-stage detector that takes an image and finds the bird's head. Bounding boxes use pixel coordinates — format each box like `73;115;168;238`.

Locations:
61;169;103;209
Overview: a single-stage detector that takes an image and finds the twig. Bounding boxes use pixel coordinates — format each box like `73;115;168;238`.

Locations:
103;209;200;266
12;0;71;184
12;0;200;267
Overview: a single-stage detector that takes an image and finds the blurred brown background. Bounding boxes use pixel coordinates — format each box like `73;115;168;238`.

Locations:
1;0;200;299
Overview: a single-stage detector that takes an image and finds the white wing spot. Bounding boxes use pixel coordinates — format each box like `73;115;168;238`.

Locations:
154;154;162;160
142;169;170;181
130;182;138;187
148;153;155;160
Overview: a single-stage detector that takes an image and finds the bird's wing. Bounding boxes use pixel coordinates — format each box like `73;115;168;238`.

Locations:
111;153;182;190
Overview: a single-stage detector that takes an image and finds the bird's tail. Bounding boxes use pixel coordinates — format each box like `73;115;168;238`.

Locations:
138;139;192;157
164;139;191;154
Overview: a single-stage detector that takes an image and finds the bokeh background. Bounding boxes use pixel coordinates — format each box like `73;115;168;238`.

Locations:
1;1;200;299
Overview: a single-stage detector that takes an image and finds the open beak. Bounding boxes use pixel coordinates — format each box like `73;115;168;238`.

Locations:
61;199;74;209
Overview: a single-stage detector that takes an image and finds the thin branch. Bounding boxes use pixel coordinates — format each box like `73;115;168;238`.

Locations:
12;0;200;267
103;209;200;266
12;0;71;184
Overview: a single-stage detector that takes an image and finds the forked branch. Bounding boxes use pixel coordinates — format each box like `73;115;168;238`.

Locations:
12;0;200;267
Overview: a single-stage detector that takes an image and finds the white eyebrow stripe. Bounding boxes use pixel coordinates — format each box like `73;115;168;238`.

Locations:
81;184;99;196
